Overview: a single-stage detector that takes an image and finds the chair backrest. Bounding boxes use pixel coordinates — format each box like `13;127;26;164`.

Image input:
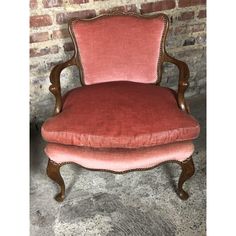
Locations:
69;13;168;85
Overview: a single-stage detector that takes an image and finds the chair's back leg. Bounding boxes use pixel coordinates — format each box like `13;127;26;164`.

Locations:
46;159;65;202
177;156;195;200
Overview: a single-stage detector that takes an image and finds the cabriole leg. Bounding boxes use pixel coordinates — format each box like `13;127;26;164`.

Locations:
46;159;65;202
177;157;195;200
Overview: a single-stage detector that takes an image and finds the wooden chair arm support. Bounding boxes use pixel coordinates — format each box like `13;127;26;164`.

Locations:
163;53;190;113
49;58;76;115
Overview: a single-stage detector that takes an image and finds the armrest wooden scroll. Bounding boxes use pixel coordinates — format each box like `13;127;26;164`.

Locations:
163;53;190;113
49;58;76;115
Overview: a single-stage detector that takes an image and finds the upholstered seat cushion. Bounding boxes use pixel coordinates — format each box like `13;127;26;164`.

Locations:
41;81;200;148
45;141;194;172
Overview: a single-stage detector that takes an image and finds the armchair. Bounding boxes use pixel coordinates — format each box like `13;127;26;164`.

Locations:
41;13;200;202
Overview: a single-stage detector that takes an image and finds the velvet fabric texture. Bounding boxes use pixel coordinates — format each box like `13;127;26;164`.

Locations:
45;141;194;172
42;81;200;148
72;15;166;85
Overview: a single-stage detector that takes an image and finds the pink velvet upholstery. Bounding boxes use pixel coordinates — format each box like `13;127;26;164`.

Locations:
71;15;166;85
42;81;200;148
45;141;194;172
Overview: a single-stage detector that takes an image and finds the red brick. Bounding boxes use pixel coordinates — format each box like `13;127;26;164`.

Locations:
99;5;137;14
52;29;70;39
178;11;194;21
141;0;175;14
175;23;205;34
191;23;205;32
179;0;206;8
43;0;63;8
30;15;52;27
30;32;49;43
30;0;37;9
63;42;74;52
198;9;206;18
30;45;59;57
56;10;96;24
69;0;89;3
174;25;187;34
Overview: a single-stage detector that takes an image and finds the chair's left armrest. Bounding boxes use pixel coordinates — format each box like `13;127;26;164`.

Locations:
49;58;76;115
163;53;190;113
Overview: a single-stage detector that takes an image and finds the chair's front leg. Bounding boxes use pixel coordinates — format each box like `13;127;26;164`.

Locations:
46;159;65;202
177;156;195;200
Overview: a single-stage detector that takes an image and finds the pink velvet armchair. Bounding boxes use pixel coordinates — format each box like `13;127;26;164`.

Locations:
41;13;200;202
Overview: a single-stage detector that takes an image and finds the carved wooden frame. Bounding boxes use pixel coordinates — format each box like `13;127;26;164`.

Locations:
47;157;195;202
47;12;195;202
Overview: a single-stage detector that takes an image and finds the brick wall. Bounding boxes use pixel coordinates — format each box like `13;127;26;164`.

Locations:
30;0;206;122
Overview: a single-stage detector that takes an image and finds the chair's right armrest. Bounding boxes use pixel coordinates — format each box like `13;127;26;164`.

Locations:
163;53;190;113
49;58;76;115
